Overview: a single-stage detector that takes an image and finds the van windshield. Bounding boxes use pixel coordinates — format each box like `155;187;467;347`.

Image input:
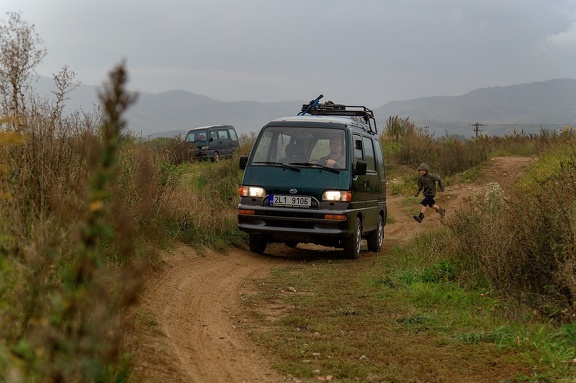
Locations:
251;127;347;170
185;130;208;143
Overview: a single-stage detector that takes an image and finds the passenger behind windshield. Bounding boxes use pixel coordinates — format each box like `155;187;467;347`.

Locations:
280;142;304;163
317;137;345;168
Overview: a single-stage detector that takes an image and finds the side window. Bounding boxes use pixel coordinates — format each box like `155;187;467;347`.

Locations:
362;136;376;171
353;134;363;162
218;129;229;140
209;130;217;140
228;128;238;141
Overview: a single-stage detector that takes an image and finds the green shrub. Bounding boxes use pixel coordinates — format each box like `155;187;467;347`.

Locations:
429;143;576;317
171;155;246;249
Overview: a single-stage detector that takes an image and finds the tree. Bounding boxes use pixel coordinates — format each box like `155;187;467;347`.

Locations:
0;11;47;127
50;65;81;123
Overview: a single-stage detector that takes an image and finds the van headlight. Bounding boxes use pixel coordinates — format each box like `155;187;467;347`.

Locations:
322;190;352;202
239;186;266;197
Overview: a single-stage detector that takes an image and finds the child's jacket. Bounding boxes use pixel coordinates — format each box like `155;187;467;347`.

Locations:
416;173;444;197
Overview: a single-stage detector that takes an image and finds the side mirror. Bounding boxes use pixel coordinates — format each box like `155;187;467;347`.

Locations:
354;160;367;176
239;155;248;170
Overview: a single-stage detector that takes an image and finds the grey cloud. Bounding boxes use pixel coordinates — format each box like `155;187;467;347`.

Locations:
1;0;575;105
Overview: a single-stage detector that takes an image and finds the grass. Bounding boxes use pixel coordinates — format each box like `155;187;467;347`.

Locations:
169;156;246;249
241;245;576;382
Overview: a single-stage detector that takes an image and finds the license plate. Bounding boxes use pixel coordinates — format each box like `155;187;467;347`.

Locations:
270;194;311;208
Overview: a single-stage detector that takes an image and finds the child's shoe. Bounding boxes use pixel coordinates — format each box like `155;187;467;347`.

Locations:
413;213;424;223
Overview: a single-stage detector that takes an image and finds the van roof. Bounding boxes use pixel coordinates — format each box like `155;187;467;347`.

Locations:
187;124;233;131
268;115;374;133
294;96;377;134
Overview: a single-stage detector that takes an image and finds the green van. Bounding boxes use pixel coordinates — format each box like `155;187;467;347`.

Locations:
184;124;239;162
237;97;387;259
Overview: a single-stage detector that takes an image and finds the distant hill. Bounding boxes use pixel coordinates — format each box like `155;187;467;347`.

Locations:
373;78;576;137
126;90;302;139
33;77;576;138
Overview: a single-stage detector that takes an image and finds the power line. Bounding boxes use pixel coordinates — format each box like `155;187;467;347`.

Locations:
471;123;484;138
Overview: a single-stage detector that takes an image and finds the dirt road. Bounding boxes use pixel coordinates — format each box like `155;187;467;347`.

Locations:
130;156;534;383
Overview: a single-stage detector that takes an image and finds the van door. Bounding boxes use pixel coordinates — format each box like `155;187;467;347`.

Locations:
374;138;387;222
361;136;379;231
227;126;240;153
352;134;367;211
208;128;221;156
215;127;235;156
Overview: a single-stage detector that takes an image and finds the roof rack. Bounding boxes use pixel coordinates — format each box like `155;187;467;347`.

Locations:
298;94;378;134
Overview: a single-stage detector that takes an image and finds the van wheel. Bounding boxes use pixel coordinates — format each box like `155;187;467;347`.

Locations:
343;217;361;259
248;234;267;254
211;152;220;162
367;215;384;252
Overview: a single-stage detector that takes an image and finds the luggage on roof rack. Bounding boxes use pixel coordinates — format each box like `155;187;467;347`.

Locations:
298;94;378;134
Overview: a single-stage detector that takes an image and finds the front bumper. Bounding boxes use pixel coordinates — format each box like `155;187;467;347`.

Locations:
237;201;358;243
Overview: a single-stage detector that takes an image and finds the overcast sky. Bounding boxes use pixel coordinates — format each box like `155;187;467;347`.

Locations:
1;0;576;107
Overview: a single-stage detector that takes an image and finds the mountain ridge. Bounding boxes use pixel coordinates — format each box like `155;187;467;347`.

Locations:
376;78;575;124
33;77;576;138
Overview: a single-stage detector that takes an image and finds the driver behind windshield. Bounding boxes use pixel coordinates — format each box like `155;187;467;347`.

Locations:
317;137;345;168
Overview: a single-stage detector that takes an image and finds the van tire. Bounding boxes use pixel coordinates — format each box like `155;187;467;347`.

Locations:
211;152;220;162
367;214;384;252
248;234;267;254
343;217;361;259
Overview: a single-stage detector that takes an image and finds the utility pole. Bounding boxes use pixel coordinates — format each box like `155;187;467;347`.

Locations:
471;123;484;139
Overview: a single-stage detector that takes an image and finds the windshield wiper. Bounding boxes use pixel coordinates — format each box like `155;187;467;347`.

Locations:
290;162;340;174
252;161;300;172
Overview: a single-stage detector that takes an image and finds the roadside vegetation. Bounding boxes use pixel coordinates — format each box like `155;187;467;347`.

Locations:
1;11;576;383
0;12;243;382
242;120;576;382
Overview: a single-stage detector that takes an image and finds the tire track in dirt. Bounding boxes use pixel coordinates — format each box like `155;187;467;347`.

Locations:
131;247;290;383
130;156;535;383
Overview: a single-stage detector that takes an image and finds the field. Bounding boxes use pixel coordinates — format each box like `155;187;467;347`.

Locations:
128;156;576;383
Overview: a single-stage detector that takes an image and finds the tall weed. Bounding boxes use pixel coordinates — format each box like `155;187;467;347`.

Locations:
434;141;576;318
509;148;576;312
0;63;180;382
170;156;246;249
